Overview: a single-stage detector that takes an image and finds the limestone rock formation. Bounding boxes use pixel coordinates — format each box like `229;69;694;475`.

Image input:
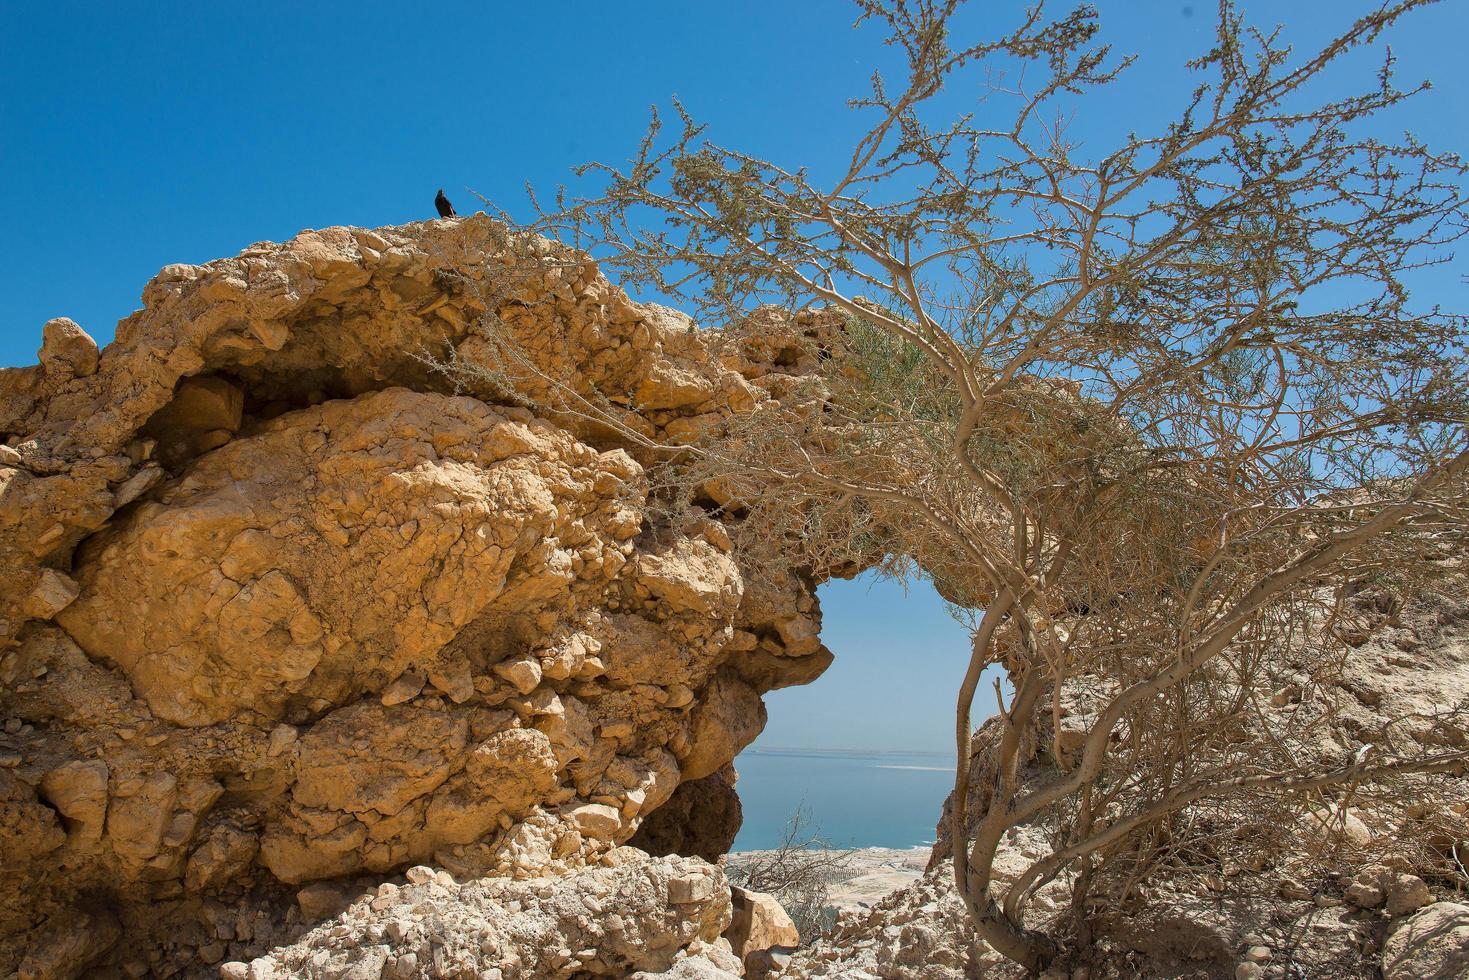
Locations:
233;852;734;979
7;212;1465;979
0;216;838;976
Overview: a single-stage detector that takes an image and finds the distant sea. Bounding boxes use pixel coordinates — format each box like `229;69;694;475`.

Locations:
729;746;956;851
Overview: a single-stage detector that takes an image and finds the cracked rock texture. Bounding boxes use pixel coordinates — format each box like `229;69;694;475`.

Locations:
0;216;839;976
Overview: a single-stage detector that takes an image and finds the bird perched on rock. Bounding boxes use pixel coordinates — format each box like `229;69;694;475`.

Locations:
435;189;456;218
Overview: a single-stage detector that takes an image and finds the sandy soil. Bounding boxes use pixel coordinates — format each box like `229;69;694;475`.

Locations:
727;846;931;912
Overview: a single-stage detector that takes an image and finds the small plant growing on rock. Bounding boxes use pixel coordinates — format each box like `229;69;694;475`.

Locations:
727;807;853;941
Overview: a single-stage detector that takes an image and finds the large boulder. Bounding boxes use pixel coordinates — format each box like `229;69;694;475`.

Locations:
36;317;99;379
1383;902;1469;980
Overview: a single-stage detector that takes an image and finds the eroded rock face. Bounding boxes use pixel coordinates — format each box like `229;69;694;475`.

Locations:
0;216;840;975
58;389;642;729
630;767;743;863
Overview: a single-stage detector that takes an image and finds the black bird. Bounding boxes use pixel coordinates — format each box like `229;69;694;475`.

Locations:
435;189;457;218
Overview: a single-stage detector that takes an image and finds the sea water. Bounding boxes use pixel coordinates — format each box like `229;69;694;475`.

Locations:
730;746;956;851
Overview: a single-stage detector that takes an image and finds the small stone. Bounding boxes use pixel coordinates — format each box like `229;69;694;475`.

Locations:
428;661;474;703
1305;806;1372;847
747;948;793;978
38;759;109;844
493;657;541;695
33;523;65;548
1235;964;1263;980
1386;875;1433;918
404;865;436;884
380;670;426;706
23;569;80;620
668;872;715;904
565;803;622;840
266;724;297;757
1278;878;1313;900
1244;945;1271;963
113;466;164;508
220;963;248;980
1347;879;1386;909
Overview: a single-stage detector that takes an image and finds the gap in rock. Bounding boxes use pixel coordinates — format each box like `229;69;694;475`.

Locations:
732;569;1009;854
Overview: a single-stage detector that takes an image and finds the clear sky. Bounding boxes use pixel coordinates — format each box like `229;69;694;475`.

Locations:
767;572;993;754
3;0;1464;752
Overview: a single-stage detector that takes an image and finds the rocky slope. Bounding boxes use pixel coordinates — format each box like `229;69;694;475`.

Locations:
780;588;1469;979
0;215;840;977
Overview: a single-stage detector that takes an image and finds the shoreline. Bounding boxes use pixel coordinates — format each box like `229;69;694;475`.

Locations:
726;845;932;912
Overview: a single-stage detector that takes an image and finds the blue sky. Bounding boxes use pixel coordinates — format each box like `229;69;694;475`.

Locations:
774;572;990;754
3;0;1465;752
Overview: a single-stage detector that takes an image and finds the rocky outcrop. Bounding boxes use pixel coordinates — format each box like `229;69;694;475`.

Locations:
232;851;736;979
780;869;994;979
0;216;841;975
9;212;1463;979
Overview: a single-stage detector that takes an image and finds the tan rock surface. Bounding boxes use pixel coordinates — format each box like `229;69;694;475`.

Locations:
727;885;801;973
631;768;743;862
242;851;732;979
1382;902;1469;980
0;216;837;975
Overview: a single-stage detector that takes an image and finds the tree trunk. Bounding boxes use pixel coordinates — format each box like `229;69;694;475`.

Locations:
963;889;1059;975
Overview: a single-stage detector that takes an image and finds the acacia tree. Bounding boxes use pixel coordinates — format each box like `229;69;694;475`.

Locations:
486;0;1469;970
